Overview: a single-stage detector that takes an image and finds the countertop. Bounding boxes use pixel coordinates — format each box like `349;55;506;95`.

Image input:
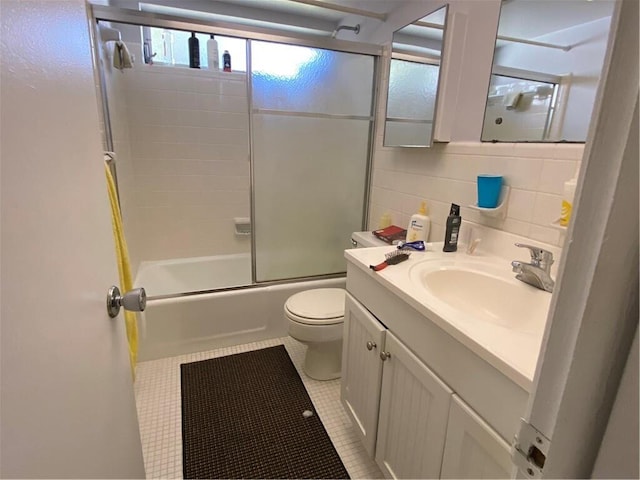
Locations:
345;243;552;391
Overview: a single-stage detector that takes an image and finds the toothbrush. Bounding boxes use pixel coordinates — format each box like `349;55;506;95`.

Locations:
369;251;411;271
397;240;426;251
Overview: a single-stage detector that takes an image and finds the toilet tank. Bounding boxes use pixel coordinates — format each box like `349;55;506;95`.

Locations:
351;231;388;248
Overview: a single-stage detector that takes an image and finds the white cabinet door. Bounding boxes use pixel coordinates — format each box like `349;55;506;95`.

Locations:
441;395;513;479
341;293;387;456
375;332;453;479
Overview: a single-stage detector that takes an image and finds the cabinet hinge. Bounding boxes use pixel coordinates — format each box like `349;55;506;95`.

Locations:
511;418;551;479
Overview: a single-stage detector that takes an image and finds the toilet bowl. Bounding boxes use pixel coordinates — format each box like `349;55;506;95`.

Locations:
285;232;385;381
285;288;346;381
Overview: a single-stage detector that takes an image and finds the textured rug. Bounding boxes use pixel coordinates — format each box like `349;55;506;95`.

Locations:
181;345;350;479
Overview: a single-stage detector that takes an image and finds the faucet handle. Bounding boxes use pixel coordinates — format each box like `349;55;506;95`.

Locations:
515;243;554;267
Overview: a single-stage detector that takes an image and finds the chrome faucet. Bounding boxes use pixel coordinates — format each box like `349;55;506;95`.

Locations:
511;243;555;292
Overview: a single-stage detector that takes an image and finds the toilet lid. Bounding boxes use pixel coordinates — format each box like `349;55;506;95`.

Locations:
285;288;346;323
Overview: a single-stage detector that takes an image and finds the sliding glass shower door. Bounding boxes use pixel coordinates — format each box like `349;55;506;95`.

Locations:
250;41;375;282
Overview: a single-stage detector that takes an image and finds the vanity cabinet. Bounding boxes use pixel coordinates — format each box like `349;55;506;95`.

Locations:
341;293;386;456
342;291;513;479
440;396;512;479
375;332;452;479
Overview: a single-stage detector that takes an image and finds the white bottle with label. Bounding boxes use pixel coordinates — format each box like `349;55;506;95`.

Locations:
207;35;219;70
406;201;430;242
560;177;577;226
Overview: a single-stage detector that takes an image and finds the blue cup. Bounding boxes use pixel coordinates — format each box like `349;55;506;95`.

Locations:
477;175;503;208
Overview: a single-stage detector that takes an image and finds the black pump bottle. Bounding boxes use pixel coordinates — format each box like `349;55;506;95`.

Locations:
443;203;461;252
188;32;200;68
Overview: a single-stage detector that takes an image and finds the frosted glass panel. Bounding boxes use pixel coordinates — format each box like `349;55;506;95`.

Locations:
387;59;439;120
253;115;369;281
251;41;374;116
384;121;433;147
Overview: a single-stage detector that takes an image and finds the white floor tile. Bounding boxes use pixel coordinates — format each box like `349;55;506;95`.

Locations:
134;337;384;479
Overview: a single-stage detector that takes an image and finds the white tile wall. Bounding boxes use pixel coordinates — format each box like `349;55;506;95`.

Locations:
105;59;251;266
371;62;584;248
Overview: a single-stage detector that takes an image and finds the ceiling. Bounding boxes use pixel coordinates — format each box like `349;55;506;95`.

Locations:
112;0;616;44
498;0;616;39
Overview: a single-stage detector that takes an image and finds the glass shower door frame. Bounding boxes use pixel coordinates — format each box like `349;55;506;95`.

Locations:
247;39;380;283
91;4;381;294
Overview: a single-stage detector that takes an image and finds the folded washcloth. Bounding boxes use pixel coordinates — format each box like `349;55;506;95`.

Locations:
113;41;133;70
504;92;522;110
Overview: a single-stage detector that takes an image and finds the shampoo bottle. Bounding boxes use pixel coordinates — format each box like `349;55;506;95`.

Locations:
223;50;231;72
560;177;577;226
379;212;392;229
406;201;430;242
188;32;200;69
443;203;461;252
207;35;219;70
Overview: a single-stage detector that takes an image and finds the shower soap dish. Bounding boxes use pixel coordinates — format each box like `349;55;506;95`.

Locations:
234;217;251;236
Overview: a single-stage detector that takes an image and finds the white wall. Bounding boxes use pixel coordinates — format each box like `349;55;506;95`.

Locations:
369;56;583;247
103;57;250;265
495;16;613;141
483;78;555;142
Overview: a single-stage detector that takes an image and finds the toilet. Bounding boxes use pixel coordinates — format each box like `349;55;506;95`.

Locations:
285;231;387;380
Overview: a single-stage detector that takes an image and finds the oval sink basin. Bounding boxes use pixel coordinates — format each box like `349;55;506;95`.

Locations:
410;260;551;333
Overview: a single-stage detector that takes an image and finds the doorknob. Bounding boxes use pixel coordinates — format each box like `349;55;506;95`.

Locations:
107;286;146;318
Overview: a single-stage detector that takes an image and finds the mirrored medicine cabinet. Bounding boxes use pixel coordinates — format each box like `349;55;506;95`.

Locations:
383;5;448;148
481;0;615;143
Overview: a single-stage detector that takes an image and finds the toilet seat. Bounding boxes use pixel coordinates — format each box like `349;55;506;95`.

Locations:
285;288;345;326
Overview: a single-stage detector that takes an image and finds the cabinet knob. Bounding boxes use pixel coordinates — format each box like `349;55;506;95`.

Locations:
366;341;377;351
380;351;391;361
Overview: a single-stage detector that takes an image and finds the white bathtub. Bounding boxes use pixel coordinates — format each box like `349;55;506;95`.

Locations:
135;254;346;361
136;253;253;297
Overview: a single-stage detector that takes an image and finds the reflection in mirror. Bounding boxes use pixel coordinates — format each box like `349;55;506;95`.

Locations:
384;6;448;147
482;0;615;143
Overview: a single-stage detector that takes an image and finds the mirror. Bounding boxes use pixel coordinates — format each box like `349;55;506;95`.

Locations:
482;0;615;143
384;6;448;147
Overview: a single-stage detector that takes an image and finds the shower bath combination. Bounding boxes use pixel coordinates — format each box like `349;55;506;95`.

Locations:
93;10;380;360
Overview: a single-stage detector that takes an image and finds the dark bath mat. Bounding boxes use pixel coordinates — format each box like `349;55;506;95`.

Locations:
181;345;350;479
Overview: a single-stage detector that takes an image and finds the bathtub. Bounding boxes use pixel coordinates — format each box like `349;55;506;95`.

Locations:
136;253;253;297
135;254;346;361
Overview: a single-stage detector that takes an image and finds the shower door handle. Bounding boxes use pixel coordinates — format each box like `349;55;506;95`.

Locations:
107;286;146;318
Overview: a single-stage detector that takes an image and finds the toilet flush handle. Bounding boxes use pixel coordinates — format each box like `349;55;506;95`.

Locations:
366;341;377;351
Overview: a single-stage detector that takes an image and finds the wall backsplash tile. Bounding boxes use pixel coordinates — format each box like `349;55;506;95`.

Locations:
368;140;583;247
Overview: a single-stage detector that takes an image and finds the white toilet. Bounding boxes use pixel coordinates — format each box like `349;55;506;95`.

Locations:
285;231;387;380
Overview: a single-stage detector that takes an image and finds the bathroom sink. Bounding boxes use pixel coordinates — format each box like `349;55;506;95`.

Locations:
409;259;551;333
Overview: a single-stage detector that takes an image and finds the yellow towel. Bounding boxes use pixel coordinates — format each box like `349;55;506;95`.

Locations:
105;163;138;378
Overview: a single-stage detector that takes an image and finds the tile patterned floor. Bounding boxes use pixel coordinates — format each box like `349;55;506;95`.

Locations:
134;337;384;479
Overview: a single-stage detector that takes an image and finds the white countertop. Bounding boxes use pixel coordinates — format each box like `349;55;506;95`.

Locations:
345;243;551;391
